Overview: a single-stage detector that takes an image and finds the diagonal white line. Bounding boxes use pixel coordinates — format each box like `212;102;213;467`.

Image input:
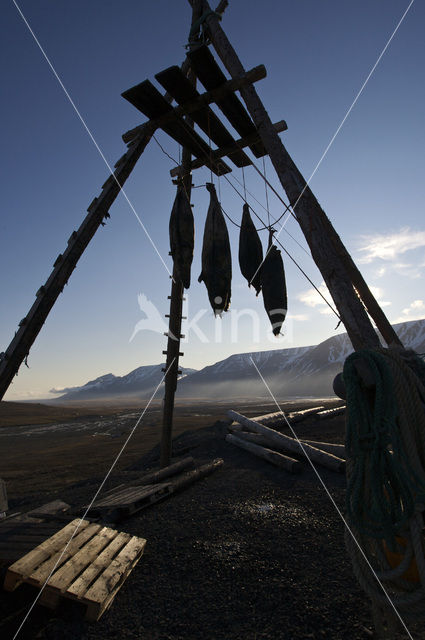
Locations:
12;0;172;278
249;356;414;639
271;1;415;250
12;358;176;640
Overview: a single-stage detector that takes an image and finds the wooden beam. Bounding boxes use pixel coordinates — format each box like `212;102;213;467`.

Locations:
226;433;302;474
228;410;345;472
155;65;251;167
187;45;265;157
190;0;382;351
169;119;288;177
122;64;266;144
123;79;231;176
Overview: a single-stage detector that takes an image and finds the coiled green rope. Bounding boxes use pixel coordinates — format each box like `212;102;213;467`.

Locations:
344;349;425;551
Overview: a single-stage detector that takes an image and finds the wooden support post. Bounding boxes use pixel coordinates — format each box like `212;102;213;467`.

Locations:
160;262;185;468
160;4;201;468
188;0;390;352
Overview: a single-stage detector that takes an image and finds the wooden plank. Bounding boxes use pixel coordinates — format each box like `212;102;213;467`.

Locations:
66;532;132;599
93;482;170;508
226;433;301;473
47;527;119;591
3;520;92;588
122;64;267;144
28;523;101;585
187;45;265;157
83;536;146;621
122;80;231;176
228;410;345;473
170;119;288;177
3;520;91;590
155;66;251;167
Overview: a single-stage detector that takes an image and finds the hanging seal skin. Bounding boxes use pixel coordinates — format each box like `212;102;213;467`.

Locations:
238;203;263;295
261;233;287;335
198;182;232;314
169;183;194;289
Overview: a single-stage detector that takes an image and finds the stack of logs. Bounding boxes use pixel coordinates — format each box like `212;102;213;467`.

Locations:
226;406;346;474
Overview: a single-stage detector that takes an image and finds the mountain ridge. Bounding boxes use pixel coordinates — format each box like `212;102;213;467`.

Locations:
51;318;425;402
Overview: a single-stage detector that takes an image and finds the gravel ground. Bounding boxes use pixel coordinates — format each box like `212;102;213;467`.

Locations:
1;413;422;639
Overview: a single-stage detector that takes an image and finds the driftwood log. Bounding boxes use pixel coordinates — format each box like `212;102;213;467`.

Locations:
168;458;223;492
301;440;346;459
226;434;301;474
288;406;326;423
137;457;194;486
228;410;345;473
229;427;347;461
315;406;346;420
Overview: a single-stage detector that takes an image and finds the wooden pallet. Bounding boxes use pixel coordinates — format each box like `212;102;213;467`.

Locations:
87;482;173;520
3;519;146;621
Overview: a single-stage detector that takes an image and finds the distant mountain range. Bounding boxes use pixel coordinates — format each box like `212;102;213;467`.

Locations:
50;364;197;402
51;319;425;402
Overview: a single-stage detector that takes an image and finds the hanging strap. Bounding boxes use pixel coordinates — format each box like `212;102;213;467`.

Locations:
188;10;222;40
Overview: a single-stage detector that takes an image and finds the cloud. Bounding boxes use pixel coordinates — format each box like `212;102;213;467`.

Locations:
297;282;391;315
297;282;331;308
286;313;309;321
393;299;425;324
49;385;82;394
369;286;391;308
357;228;425;264
297;282;338;315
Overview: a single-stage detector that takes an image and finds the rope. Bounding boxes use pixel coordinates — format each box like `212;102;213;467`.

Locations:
343;347;425;620
262;156;270;228
187;9;222;41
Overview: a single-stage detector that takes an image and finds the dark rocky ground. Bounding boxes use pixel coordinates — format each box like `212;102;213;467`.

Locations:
0;402;423;639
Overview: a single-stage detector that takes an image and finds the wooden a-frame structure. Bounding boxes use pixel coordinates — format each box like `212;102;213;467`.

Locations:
0;0;403;466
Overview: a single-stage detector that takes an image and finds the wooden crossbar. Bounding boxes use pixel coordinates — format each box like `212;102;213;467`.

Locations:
122;64;266;144
170;119;288;177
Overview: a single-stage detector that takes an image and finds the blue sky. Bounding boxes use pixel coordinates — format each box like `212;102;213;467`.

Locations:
1;0;424;400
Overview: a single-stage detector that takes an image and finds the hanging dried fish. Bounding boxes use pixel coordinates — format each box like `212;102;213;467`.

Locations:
169;183;194;289
198;182;232;314
261;232;287;335
238;203;263;295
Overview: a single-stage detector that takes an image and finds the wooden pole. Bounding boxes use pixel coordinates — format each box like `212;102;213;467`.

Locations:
160;3;201;468
228;410;345;472
226;433;302;473
187;0;390;352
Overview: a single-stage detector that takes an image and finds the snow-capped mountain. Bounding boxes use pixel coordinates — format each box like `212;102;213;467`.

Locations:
175;318;425;399
51;364;197;402
52;319;425;402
